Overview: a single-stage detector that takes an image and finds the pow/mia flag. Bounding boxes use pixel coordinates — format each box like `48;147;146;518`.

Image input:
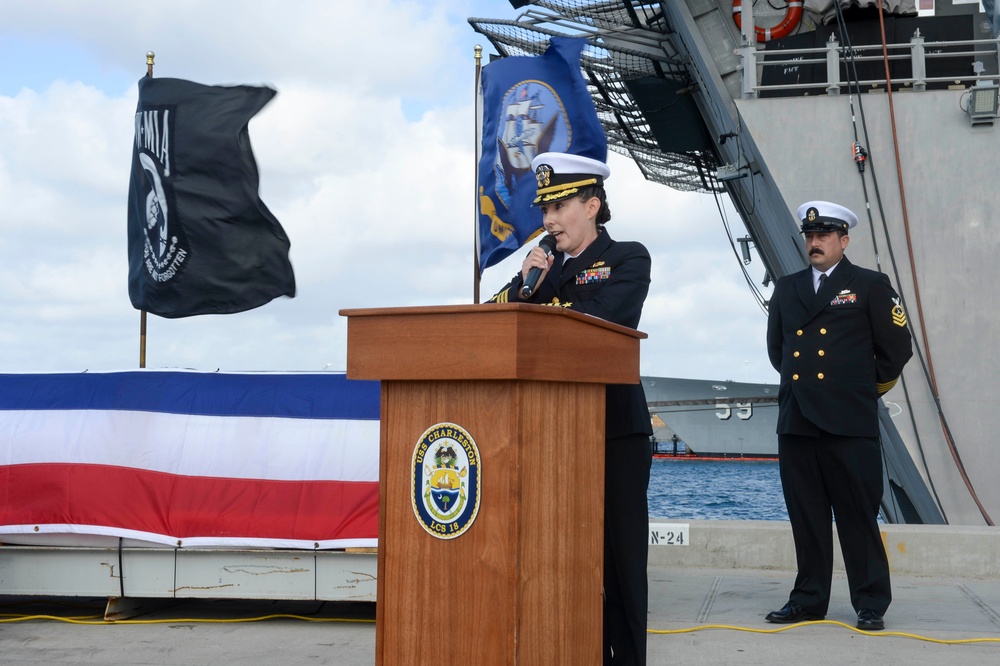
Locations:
477;36;607;272
127;77;295;318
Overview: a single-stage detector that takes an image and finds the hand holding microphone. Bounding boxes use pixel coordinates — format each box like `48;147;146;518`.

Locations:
520;234;557;299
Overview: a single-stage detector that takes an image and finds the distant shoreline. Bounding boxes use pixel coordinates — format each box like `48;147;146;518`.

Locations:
653;454;777;462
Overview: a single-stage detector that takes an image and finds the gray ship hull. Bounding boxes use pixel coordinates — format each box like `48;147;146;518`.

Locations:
643;376;778;458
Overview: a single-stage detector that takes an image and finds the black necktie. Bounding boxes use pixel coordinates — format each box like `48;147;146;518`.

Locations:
817;273;826;293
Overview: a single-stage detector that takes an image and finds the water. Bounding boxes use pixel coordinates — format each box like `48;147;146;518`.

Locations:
647;458;789;521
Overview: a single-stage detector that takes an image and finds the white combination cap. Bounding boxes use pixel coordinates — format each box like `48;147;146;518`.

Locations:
796;200;858;233
530;152;610;206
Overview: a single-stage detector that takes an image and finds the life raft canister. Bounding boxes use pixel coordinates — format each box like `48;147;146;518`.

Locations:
732;0;803;42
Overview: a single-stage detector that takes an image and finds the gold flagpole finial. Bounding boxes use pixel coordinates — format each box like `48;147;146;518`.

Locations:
146;51;155;77
474;44;482;62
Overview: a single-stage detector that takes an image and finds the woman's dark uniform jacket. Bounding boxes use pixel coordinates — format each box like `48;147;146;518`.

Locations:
766;255;912;436
490;227;652;663
487;229;653;439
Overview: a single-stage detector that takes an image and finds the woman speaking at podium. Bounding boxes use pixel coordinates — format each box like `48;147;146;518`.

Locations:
488;151;653;666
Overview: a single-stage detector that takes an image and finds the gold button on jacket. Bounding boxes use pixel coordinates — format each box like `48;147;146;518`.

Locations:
765;256;913;438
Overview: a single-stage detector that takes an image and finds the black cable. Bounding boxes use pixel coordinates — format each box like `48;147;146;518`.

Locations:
718;114;757;218
118;537;125;598
713;188;769;314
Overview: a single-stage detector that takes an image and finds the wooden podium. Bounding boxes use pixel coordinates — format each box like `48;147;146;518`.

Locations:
340;304;645;665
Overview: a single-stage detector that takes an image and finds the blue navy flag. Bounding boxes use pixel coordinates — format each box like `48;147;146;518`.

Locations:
127;77;295;318
477;36;607;272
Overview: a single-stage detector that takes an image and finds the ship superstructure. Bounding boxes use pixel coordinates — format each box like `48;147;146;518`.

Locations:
472;0;1000;525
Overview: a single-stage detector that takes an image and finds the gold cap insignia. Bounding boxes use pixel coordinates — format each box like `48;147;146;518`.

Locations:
535;164;553;189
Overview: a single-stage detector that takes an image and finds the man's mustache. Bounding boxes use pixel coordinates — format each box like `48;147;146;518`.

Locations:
809;248;824;256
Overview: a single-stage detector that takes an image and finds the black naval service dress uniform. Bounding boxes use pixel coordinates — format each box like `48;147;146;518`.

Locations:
490;228;653;665
766;255;912;619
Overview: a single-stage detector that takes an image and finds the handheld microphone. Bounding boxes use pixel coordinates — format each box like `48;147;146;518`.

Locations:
520;234;557;299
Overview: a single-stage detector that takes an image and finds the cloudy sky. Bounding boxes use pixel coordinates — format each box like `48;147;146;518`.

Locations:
0;0;777;384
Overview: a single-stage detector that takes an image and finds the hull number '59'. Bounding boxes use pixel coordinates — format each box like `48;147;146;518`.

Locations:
717;401;753;421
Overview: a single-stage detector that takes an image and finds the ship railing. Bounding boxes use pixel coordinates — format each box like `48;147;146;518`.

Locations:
740;31;1000;97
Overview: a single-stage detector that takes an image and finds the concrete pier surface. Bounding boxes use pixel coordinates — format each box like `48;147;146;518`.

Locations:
2;520;999;664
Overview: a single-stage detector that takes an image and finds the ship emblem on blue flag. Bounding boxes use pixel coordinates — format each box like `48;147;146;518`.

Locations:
494;82;564;206
477;36;607;272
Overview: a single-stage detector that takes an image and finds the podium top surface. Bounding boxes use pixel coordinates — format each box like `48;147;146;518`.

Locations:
340;303;645;383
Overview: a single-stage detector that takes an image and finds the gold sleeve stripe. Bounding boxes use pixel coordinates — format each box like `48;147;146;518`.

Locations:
488;288;510;304
877;377;898;395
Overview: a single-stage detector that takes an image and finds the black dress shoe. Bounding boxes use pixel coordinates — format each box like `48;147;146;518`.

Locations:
857;608;885;630
765;601;824;624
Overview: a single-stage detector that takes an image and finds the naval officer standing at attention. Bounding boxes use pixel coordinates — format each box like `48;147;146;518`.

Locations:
765;200;913;631
488;151;653;665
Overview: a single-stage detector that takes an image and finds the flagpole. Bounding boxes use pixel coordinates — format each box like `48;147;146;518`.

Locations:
139;50;154;369
473;44;483;304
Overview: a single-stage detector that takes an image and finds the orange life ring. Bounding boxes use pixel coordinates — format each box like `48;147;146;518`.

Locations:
733;0;803;42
